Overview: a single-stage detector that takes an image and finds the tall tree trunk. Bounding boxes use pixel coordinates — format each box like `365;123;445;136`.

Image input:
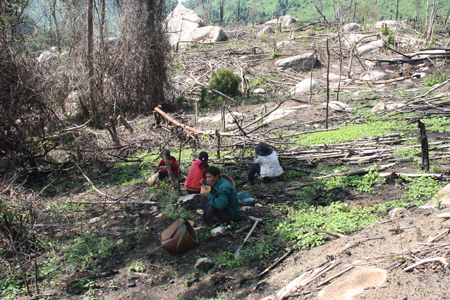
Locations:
395;0;399;20
98;0;106;107
220;0;224;26
237;0;241;24
88;0;99;127
50;0;60;50
425;0;430;35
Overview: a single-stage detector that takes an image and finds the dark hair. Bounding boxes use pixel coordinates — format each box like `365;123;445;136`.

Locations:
204;166;220;177
255;142;273;156
160;149;171;158
199;151;209;167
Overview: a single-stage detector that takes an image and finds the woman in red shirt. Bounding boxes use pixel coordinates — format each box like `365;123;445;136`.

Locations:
157;149;180;180
185;152;209;194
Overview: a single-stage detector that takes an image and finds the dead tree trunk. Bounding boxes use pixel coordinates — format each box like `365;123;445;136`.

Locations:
50;0;61;50
88;0;99;127
418;120;430;172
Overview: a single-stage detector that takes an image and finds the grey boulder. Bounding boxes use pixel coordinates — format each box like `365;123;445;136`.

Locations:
274;53;317;72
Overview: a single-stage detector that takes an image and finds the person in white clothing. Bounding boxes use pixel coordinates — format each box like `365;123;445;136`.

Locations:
245;142;283;186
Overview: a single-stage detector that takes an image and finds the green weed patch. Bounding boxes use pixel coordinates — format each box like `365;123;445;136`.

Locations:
273;202;379;249
293;120;404;146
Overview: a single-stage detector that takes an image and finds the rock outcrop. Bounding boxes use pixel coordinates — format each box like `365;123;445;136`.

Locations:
265;15;296;27
291;79;320;95
343;23;361;32
165;4;226;46
274;53;317;72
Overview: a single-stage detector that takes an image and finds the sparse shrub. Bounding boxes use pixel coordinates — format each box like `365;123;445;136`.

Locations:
209;68;240;98
387;33;395;45
423;73;449;87
269;52;279;59
381;26;390;36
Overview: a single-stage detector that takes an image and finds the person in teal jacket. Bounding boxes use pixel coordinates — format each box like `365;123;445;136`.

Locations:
199;166;242;227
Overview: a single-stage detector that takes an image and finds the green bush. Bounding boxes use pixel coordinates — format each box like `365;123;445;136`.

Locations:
209;68;240;98
387;33;395;45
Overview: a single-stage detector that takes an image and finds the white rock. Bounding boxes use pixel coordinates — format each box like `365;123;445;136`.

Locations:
169;26;226;46
291;79;320;95
64;90;84;117
343;23;361;32
257;26;274;37
386;103;406;110
361;70;388;81
165;4;205;32
37;51;57;63
345;34;378;46
253;88;266;94
89;216;101;224
279;15;296;26
412;72;427;79
194;258;214;271
372;102;386;112
375;20;407;28
241;206;252;212
436;212;450;219
274;53;316;72
389;207;406;219
322;101;353;112
265;15;296;27
357;40;384;56
277;40;296;48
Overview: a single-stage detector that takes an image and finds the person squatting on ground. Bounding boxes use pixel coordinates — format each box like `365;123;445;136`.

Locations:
157;149;180;181
184;151;209;194
246;142;283;186
199;166;242;227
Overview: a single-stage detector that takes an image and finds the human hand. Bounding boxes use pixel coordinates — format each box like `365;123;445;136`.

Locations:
200;184;211;197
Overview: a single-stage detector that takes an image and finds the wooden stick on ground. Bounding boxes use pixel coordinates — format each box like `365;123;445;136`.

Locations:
259;249;293;277
317;265;354;287
404;257;450;271
314;163;396;179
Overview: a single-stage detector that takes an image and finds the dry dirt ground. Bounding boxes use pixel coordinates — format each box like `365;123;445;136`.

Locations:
10;22;450;300
32;173;450;300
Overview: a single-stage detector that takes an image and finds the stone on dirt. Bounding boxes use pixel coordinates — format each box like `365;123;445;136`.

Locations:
357;40;384;56
165;4;226;46
265;15;296;27
165;4;205;32
300;29;315;37
317;266;387;300
323;101;353;112
344;34;378;47
274;53;316;72
361;70;388;81
291;78;320;95
372;102;386;112
375;20;407;28
389;207;406;219
194;257;214;272
343;23;361;32
421;183;450;208
257;26;274;37
38;50;58;63
253;88;266;94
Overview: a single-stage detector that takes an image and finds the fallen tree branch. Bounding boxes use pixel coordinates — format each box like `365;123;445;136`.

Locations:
404;257;450;271
73;159;109;198
314;163;396;179
317;265;354;287
259;248;293;277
